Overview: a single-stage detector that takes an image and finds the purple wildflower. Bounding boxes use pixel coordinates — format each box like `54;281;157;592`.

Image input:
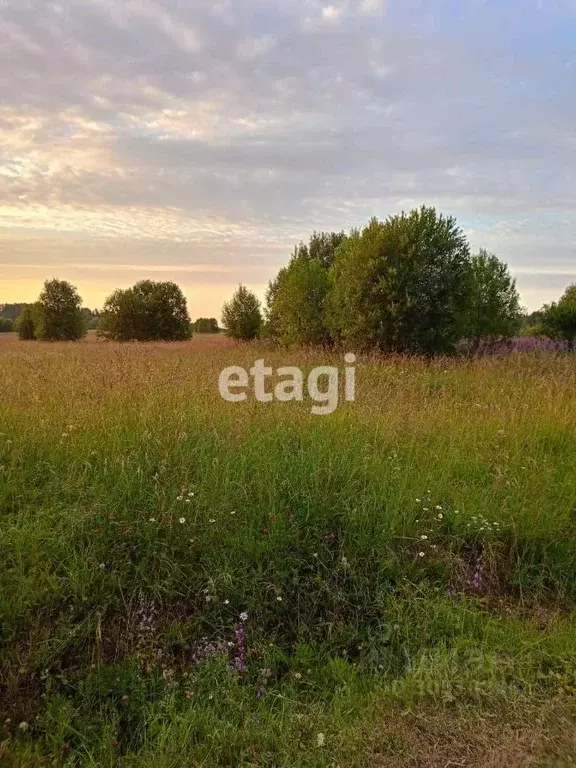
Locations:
233;623;247;673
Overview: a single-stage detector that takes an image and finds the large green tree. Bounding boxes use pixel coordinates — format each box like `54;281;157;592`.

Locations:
221;285;262;341
466;249;521;351
99;280;192;341
327;207;471;354
34;279;86;341
540;284;576;349
0;317;13;333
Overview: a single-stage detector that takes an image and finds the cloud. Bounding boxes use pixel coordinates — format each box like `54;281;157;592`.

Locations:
0;0;575;310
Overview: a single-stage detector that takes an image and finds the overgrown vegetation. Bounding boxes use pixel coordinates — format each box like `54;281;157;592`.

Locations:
1;338;575;765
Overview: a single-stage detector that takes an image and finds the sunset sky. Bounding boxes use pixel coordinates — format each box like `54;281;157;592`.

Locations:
1;0;575;317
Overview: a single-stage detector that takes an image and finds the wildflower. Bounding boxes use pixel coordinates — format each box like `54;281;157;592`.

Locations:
233;623;247;672
19;721;29;731
188;492;195;497
99;563;105;569
240;611;248;622
420;535;428;540
416;498;421;503
209;518;216;523
276;595;282;602
230;511;236;515
435;505;442;510
224;599;229;605
149;517;156;522
437;513;443;520
316;733;325;747
294;672;302;680
419;552;425;557
341;556;349;568
176;495;183;501
179;517;186;524
185;499;191;504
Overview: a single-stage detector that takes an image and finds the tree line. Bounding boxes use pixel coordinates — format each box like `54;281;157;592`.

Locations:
224;206;576;353
4;281;221;341
5;206;576;351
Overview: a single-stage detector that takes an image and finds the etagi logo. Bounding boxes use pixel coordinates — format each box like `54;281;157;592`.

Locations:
218;354;356;415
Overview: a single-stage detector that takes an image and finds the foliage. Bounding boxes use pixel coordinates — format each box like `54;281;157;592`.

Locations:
34;279;86;341
0;316;13;332
15;305;37;340
291;230;347;270
194;317;220;334
0;303;29;322
465;249;522;351
267;258;332;346
221;285;262;340
81;307;101;331
327;207;471;354
266;232;346;346
98;280;192;342
540;283;576;349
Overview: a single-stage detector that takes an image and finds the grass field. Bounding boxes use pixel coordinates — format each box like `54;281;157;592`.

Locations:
1;336;576;766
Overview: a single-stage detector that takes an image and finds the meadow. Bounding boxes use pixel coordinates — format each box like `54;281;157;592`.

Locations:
1;336;576;766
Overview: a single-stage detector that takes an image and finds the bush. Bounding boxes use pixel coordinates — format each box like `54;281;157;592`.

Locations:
0;317;13;333
99;280;192;342
221;286;262;341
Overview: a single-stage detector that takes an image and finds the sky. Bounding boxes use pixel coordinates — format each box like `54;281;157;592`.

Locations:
1;0;575;316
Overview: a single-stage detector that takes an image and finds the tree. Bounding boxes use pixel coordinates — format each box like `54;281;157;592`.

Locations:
266;257;332;346
34;279;85;341
265;231;346;345
193;317;219;334
81;307;101;331
0;317;13;333
221;285;262;340
327;207;472;355
16;305;37;340
540;284;576;349
465;249;521;351
98;280;192;341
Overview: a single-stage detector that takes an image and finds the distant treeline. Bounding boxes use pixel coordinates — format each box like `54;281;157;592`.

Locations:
6;206;576;349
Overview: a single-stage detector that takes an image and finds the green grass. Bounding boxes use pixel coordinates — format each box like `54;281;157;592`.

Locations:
1;339;576;766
